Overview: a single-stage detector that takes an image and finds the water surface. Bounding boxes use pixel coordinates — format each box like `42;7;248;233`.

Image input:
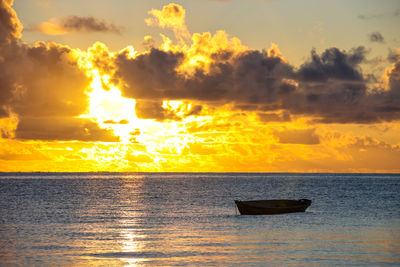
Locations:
1;173;399;266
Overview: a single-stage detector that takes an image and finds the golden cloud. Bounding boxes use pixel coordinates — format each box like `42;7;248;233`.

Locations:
146;3;190;43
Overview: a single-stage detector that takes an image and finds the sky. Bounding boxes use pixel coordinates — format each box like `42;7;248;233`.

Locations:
0;0;400;172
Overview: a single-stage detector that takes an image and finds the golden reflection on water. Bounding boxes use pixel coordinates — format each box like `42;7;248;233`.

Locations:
120;226;146;266
79;217;399;266
118;179;146;266
83;178;400;266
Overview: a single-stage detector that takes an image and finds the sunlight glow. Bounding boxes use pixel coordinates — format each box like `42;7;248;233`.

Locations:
74;61;213;170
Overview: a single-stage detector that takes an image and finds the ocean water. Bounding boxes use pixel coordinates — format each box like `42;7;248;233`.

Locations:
0;173;399;266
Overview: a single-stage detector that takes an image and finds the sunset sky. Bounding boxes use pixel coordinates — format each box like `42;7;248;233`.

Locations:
1;0;399;172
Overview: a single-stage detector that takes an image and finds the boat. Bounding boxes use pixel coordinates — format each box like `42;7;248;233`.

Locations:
234;199;311;215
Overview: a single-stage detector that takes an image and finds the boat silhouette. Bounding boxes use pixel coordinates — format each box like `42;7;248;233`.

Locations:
235;199;311;215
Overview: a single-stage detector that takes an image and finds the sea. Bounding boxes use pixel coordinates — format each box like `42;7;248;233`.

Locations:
0;173;399;266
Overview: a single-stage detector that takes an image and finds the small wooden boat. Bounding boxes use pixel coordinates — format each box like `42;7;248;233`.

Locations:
234;199;311;215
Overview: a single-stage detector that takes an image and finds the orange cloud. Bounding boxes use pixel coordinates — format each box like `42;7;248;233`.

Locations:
35;18;67;35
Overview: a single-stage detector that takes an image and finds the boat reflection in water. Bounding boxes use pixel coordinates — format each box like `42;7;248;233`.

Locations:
235;199;312;215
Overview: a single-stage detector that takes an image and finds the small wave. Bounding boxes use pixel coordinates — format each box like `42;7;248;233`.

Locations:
85;250;227;259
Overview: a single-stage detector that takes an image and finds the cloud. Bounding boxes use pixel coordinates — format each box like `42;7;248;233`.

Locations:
258;111;291;122
2;0;400;136
15;117;119;142
113;36;400;123
30;16;122;35
145;3;190;43
134;100;202;121
183;142;218;155
142;35;156;50
114;3;400;124
290;46;400;123
369;32;385;43
358;14;384;20
387;48;400;63
125;153;154;163
135;100;179;121
288;46;369;123
0;0;25;117
37;1;52;9
0;141;50;161
297;47;366;82
0;1;119;142
115;47;294;103
273;128;320;145
103;119;129;124
31;17;67;35
0;0;22;45
115;48;184;99
10;42;90;117
383;59;400;96
61;16;122;33
358;8;400;20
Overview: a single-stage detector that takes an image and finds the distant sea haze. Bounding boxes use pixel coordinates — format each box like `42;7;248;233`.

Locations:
1;173;399;266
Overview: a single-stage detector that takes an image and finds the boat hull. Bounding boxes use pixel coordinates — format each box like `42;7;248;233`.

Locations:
234;199;311;215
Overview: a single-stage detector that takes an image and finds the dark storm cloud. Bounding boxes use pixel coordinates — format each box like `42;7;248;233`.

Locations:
287;47;400;123
297;47;366;82
291;46;369;121
114;45;400;123
115;48;294;104
115;48;184;99
0;0;119;142
369;32;385;43
60;16;122;34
